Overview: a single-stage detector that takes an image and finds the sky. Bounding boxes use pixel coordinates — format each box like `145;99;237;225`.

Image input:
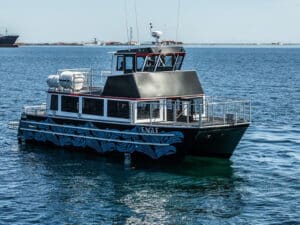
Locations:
1;0;300;43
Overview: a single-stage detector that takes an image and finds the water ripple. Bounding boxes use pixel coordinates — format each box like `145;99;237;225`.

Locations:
0;46;299;224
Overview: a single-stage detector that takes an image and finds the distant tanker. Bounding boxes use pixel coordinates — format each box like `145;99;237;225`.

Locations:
0;29;19;47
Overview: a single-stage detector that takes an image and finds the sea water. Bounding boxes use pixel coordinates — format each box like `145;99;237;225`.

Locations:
0;46;299;224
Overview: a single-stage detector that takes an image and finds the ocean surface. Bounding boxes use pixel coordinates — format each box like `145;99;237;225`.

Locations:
0;46;299;224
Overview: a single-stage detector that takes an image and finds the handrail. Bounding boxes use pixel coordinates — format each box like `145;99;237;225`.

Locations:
100;70;112;84
135;99;251;127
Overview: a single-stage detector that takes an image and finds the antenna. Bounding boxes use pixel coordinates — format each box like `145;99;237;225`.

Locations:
124;0;130;46
175;0;181;44
5;28;8;36
129;27;133;45
134;0;140;45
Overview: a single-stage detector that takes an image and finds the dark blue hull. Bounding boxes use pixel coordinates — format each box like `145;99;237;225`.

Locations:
18;115;249;160
0;35;19;47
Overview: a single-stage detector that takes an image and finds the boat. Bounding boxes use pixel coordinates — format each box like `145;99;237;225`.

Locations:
18;32;251;162
0;29;19;47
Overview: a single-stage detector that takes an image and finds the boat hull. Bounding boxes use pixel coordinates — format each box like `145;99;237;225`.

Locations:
0;35;19;47
18;115;249;160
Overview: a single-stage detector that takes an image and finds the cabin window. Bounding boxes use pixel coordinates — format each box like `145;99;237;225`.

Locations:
193;98;204;115
116;56;124;71
136;56;145;71
125;56;134;73
144;56;157;72
166;99;175;121
82;98;103;116
164;55;174;67
50;95;58;111
137;101;160;119
61;96;79;113
156;55;174;71
175;55;184;70
107;100;130;119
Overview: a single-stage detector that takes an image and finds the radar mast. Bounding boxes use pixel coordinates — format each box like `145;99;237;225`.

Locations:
149;23;163;45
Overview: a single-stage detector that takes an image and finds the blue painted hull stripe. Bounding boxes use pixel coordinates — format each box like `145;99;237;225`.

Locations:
20;128;170;147
22;121;175;137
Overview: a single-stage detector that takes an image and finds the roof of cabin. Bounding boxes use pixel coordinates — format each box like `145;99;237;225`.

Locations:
102;70;204;99
115;46;185;55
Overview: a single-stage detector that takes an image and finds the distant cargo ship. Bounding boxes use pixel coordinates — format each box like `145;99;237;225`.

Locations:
0;29;19;47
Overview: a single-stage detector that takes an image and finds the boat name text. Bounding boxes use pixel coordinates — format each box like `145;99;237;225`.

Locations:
139;127;159;134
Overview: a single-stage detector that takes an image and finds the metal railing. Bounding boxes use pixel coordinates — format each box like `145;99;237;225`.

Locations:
49;68;93;93
200;100;251;127
47;68;113;93
136;98;251;127
99;70;112;85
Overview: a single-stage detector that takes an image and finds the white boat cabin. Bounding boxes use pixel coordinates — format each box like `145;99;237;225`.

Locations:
46;92;205;125
44;46;206;125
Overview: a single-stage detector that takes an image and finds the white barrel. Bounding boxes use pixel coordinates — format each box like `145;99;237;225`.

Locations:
46;75;60;88
73;72;85;91
59;71;85;91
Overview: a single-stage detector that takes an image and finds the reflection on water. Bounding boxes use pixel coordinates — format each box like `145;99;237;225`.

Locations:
162;156;233;178
15;144;244;224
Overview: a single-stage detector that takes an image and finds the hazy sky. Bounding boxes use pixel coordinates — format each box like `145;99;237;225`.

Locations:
1;0;300;43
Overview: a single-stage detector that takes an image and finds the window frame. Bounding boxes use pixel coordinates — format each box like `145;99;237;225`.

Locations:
61;95;79;113
82;97;104;116
50;94;58;111
107;100;130;119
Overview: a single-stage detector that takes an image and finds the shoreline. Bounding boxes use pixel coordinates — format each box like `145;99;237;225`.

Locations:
16;42;300;47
